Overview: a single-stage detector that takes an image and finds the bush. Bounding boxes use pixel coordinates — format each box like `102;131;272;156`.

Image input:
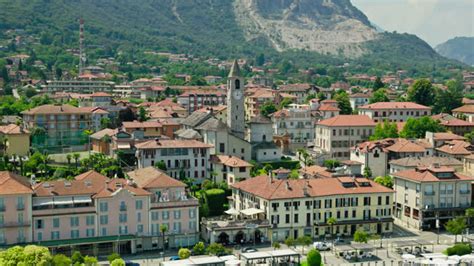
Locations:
445;243;472;256
203;189;226;216
178;248;191;259
83;256;98;266
52;254;71;266
111;258;126;266
206;243;226;256
307;249;322;266
193;241;206;255
71;251;84;264
107;253;121;263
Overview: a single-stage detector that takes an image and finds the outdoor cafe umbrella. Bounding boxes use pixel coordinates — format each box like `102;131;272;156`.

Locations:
224;208;240;216
402;254;416;260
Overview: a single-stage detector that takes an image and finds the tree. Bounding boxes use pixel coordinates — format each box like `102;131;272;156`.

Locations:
285;237;296;249
66;154;72;168
83;256;99;266
279;98;293;109
363;166;372;178
256;53;265;66
25;87;38;98
260;101;277;117
155;160;167;171
0;245;53;265
53;254;71;266
71;250;84;264
433;80;463;113
100;117;112;129
323;159;340;169
111;258;126;266
400;117;446;138
206;243;226;256
465;208;474;229
138;106;148;122
107;253;121;263
160;224;168;251
407;79;435;106
373;77;384;91
306;249;322;266
317;92;327;101
466;131;474;144
193;241;206;255
297;235;313;254
354;229;369;243
73;153;81;169
369;89;389;104
272;242;281;250
178;248;191;259
370;120;399;140
333;90;352;114
445;217;467;243
374;175;394;188
327;217;337;241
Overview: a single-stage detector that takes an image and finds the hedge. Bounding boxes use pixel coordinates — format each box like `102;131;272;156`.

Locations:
445;243;472;256
203;188;227;217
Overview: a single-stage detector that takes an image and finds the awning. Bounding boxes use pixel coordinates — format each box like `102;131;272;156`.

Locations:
33;198;54;207
54;197;74;205
74;196;92;204
240;208;264;216
117;143;131;149
224;208;240;216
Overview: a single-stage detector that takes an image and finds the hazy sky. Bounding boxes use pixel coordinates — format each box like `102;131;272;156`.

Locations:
352;0;474;47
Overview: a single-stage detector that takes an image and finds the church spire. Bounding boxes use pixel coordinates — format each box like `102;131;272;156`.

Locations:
228;59;241;78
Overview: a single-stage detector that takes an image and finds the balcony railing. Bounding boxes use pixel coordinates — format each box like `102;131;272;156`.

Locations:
17;204;24;211
424;191;435;196
460;190;471;195
119;205;127;212
0;221;31;228
151;198;199;209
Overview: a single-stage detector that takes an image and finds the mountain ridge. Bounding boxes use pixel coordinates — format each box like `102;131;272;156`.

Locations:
435;36;474;66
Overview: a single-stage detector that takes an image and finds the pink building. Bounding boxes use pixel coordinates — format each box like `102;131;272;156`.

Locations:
0;169;199;256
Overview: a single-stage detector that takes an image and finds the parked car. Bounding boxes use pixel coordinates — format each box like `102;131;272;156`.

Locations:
125;261;140;266
334;237;345;245
313;241;332;251
242;247;258;253
169;256;180;261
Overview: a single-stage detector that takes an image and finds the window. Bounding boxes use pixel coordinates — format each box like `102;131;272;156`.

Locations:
119;213;127;223
70;217;79;227
219;143;225;153
100;215;108;225
86;215;94;226
286;214;290;223
189;209;196;219
137;224;144;233
101;228;107;236
137;212;142;222
99;202;108;212
70;230;80;239
135;200;143;210
51;231;60;240
152;212;159;221
294;214;298;223
119;226;128;235
35;219;43;229
173;222;182;233
53;218;60;228
363;197;371;206
162;211;169;220
174;210;181;219
86;229;95;237
37;232;43;241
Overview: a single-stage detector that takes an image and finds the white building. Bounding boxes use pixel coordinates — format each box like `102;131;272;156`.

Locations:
358;102;431;123
314;115;376;161
349;93;371;110
272;105;315;149
135;139;212;181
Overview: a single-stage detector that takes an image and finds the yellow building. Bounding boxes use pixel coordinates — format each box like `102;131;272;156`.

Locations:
0;124;30;156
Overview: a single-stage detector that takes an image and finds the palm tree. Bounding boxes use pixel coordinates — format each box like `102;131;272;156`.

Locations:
66;154;72;168
73;153;80;169
327;217;337;243
160;224;168;252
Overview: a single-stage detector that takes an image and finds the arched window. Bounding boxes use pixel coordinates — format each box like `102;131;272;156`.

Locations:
235;79;240;90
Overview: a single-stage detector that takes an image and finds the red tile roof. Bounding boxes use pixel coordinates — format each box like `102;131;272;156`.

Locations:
393;167;474;183
436;140;473;155
231;175;393;200
453;105;474;114
211;155;253;168
135;139;213;149
127;167;186;189
0;172;33;195
123;121;163;129
0;124;29;135
22;104;92;115
317;115;376;127
359;102;431;110
318;104;340;112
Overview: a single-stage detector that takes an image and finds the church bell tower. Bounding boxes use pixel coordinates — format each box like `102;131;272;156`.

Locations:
227;60;245;139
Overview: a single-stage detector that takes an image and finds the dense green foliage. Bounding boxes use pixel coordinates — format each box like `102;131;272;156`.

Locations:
307;249;322;266
369;89;389;104
370;120;399;140
353;229;369;243
433;79;464;114
407;79;435;106
445;243;472;256
374;175;394;189
260;101;278;117
178;248;191;259
203;188;227;217
436;36;474;66
333;90;352;114
0;245;53;266
400;117;446;139
193;242;206;256
445;217;467;243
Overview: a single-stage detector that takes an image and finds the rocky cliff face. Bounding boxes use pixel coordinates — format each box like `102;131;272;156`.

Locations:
234;0;377;57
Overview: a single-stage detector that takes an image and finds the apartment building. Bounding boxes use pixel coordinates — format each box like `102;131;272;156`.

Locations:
42;80;114;93
351;138;431;177
358;102;431;122
122;121;181;139
22;104;93;153
432;113;474;136
272;105;315;149
0;124;30;156
1;169;199;256
392;166;474;230
135;139;212;180
209;155;252;185
436;140;474;161
314;115;376;161
277;84;317;104
177;90;226;113
349;93;371;110
0;172;33;246
223;175;394;243
245;89;296;120
464;155;474;175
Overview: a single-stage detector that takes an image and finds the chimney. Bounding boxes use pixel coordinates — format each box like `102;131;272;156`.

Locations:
303;181;309;196
268;171;273;183
285;180;290;190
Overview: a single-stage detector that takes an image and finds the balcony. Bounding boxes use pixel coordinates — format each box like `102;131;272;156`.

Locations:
0;221;31;228
460;190;471;195
151;198;199;209
119;205;127;212
33;206;95;216
424;191;435;196
17;204;25;211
